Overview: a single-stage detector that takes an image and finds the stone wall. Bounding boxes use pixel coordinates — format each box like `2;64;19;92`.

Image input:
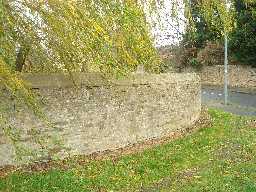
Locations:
201;65;256;90
0;73;201;166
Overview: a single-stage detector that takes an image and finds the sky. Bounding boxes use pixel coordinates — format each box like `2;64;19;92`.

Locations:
143;0;187;47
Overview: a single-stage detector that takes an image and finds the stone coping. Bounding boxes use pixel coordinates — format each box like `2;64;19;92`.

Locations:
20;72;199;89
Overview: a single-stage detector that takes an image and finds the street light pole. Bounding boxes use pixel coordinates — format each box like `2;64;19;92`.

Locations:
224;0;229;105
224;34;228;105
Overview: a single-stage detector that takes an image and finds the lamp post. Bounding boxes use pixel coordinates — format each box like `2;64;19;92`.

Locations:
224;0;229;105
224;34;228;105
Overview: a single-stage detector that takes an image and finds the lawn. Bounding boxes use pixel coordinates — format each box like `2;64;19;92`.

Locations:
0;110;256;192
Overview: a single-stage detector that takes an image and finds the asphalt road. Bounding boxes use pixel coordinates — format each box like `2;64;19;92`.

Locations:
202;85;256;117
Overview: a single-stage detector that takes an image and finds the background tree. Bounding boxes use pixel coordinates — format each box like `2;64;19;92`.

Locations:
183;0;223;48
230;0;256;67
182;0;256;68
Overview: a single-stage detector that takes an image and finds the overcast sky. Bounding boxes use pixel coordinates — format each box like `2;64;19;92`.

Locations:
143;0;186;47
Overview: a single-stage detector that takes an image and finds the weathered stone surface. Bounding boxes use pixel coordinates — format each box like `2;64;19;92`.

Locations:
0;73;201;166
200;65;256;89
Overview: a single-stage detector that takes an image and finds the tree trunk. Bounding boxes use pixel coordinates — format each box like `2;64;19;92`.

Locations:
15;46;30;72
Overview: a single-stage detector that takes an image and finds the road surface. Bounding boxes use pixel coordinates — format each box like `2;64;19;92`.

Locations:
202;85;256;117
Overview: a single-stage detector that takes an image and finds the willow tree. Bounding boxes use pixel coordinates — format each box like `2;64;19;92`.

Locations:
1;0;163;161
0;0;236;161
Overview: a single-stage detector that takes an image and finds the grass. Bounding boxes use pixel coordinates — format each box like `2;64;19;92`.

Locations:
0;109;256;192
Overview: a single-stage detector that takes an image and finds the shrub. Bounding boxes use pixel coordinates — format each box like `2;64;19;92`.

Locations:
197;41;224;66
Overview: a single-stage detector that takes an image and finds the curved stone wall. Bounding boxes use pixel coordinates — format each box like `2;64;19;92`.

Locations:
0;73;201;166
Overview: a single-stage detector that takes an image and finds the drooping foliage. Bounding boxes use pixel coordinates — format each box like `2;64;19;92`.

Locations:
1;0;161;75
